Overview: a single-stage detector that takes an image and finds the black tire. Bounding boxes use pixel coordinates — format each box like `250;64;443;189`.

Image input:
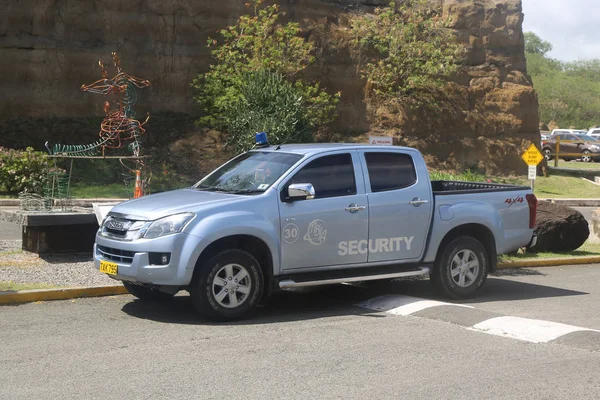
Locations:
123;281;176;301
543;148;553;161
430;236;488;299
190;249;264;322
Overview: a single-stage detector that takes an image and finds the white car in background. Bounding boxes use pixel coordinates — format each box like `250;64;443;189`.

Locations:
551;129;588;136
587;128;600;139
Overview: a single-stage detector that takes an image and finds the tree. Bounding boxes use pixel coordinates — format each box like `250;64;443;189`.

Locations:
191;0;340;152
351;0;465;106
526;35;600;129
524;32;553;56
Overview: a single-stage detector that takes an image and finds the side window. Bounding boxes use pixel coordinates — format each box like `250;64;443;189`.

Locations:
364;152;417;192
289;154;356;199
557;134;566;140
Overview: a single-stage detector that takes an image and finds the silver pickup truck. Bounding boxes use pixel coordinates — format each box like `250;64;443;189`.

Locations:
95;135;537;321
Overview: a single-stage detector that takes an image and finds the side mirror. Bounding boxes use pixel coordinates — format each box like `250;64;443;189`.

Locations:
287;183;315;201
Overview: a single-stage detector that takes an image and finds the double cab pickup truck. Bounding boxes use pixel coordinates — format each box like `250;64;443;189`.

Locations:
95;135;537;321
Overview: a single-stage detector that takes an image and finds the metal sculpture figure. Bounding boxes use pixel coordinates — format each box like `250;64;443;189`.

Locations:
46;53;151;198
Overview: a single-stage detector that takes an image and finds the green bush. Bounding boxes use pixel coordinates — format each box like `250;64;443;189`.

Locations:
191;0;339;152
351;0;465;106
0;147;51;195
222;70;313;152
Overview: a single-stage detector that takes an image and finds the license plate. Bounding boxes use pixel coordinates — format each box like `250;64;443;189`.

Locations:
99;260;118;276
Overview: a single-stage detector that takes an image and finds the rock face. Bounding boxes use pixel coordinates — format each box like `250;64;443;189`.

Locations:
0;0;539;175
533;202;589;253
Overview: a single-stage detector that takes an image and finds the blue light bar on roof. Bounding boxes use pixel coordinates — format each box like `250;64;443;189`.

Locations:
255;132;268;147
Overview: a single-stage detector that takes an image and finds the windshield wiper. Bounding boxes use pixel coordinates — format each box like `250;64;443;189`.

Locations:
194;185;235;193
230;189;266;195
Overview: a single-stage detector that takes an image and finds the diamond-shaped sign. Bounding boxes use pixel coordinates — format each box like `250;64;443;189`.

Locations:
521;144;544;166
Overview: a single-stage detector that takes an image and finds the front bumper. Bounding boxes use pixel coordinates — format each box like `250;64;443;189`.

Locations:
93;232;198;286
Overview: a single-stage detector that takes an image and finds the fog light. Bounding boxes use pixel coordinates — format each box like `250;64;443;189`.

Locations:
149;252;171;265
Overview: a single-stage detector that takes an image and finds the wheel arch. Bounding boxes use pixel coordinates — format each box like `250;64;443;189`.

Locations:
434;223;497;273
191;234;274;296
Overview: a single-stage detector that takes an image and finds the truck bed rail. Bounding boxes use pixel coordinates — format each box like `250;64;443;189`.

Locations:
432;180;530;195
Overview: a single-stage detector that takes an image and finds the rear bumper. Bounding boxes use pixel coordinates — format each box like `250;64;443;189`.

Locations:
526;234;538;249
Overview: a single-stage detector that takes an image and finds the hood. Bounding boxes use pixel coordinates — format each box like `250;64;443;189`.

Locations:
108;189;246;220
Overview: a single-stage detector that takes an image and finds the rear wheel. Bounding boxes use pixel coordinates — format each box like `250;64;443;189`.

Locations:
543;148;553;161
190;249;264;321
582;150;592;163
431;236;488;299
123;281;175;301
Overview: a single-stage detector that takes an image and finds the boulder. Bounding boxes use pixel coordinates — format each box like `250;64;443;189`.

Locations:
532;202;589;252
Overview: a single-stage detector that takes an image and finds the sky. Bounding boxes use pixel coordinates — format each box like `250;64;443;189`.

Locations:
522;0;600;61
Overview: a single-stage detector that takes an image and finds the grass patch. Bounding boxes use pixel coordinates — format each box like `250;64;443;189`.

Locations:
69;183;130;199
555;160;600;170
531;175;600;198
500;241;600;261
0;281;58;292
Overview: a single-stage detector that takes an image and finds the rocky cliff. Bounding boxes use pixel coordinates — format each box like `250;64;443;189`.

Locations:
0;0;539;175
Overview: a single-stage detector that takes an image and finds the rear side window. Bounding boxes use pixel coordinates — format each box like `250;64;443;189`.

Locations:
364;152;417;192
289;153;356;199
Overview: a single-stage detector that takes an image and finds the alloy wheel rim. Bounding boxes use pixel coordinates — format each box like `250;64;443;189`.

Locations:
450;249;479;288
212;263;252;308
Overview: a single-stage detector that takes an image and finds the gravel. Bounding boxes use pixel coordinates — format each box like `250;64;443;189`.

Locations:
0;240;115;288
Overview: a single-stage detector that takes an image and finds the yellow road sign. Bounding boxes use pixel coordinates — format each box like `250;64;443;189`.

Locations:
521;144;544;166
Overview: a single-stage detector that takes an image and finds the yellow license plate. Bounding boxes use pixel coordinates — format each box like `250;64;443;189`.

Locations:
99;260;118;276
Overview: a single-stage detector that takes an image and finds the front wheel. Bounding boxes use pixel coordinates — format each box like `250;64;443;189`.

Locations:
430;236;488;299
190;249;264;321
581;150;592;163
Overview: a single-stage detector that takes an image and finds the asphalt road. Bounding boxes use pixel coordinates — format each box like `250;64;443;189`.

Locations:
1;265;599;399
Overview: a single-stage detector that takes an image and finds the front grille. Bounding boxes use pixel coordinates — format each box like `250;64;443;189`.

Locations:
97;245;135;264
105;228;127;238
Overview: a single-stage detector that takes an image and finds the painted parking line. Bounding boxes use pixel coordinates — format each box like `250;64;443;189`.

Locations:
356;295;600;351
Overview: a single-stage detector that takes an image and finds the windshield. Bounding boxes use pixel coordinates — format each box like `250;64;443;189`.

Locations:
193;151;302;194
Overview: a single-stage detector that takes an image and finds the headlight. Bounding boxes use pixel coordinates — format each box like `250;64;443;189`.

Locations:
142;213;194;239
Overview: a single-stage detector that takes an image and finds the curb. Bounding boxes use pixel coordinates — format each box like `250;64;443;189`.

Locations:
497;256;600;269
0;285;128;305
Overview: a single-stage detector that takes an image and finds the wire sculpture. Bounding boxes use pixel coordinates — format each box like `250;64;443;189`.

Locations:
45;52;152;199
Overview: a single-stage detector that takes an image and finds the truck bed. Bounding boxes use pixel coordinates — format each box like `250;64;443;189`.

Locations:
431;180;531;195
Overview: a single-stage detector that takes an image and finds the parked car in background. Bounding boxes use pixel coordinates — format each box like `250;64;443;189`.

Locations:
551;129;588;136
542;133;600;162
586;128;600;139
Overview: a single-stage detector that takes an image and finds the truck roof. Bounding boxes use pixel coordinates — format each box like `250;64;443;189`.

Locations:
251;143;416;156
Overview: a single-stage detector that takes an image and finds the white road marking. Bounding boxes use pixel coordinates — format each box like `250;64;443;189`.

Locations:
357;295;600;347
470;316;600;343
356;295;473;316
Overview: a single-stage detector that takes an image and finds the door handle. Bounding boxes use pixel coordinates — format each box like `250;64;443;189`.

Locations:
345;204;366;213
409;198;429;207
